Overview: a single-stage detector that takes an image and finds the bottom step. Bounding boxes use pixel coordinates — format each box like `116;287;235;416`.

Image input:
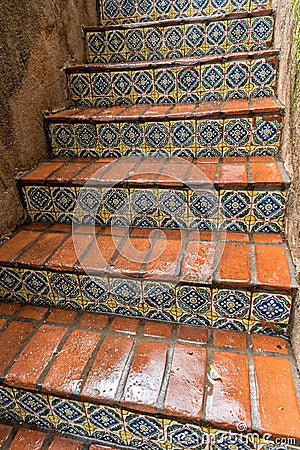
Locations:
0;422;120;449
0;302;299;449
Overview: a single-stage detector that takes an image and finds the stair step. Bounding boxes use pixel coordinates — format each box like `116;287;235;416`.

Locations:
98;0;271;26
84;10;274;64
0;301;299;447
47;97;283;158
0;422;119;449
0;223;297;334
19;156;289;233
67;50;278;107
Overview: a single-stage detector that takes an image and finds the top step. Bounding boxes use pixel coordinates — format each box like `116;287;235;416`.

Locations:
98;0;271;26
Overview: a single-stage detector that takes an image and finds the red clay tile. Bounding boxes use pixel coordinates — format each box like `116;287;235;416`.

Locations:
47;309;78;324
250;160;282;186
68;107;104;121
194;100;222;117
110;317;140;334
45;234;94;271
50;223;71;232
17;305;48;320
78;312;109;329
91;105;126;122
177;325;208;344
100;158;139;185
142;103;172;118
80;234;123;274
0;424;12;446
251;97;281;113
43;329;101;396
214;330;247;349
47;108;77;120
187;163;218;185
223;99;250;115
157;161;190;186
9;429;46;450
121;340;168;414
23;222;51;231
0;302;19;316
81;335;134;404
0;321;36;375
146;237;182;280
164;344;206;420
0;230;41;263
255;245;291;290
90;446;120;450
21;161;64;182
180;240;216;283
47;160;88;183
209;351;251;430
0;318;6;328
254;355;300;438
219;163;248;187
219;231;249;242
252;233;283;243
16;232;67;266
143;321;173;339
116;104;149;119
218;243;251;286
127;159;165;184
112;237;151;277
71;161;113;184
48;435;83;449
252;334;288;355
5;324;67;389
167;102;197;119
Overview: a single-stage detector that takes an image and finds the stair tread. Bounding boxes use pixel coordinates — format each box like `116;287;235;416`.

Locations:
0;301;299;440
47;97;284;123
19;156;290;190
0;223;297;291
84;7;274;32
0;422;120;449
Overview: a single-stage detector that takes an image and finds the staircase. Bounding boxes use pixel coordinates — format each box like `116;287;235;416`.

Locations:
0;0;299;448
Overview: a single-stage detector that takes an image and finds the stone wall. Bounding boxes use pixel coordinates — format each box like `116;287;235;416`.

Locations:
272;0;300;364
0;0;97;239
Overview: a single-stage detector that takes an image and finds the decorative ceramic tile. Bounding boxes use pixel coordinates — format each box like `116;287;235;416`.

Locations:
212;289;251;321
49;273;81;301
176;285;211;326
123;410;164;446
210;429;256;449
86;403;125;444
0;267;23;300
251;292;292;324
248;320;289;337
143;281;178;321
164;420;209;449
251;191;286;233
79;275;110;305
48;396;89;437
220;190;251;231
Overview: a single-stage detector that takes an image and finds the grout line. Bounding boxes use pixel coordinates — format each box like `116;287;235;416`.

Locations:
201;329;214;424
247;333;260;433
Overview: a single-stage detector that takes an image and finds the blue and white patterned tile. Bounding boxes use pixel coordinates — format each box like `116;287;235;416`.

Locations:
176;285;211;326
50;123;76;153
252;116;282;150
154;68;177;104
49;272;81;301
220;190;252;230
0;267;23;300
189;189;219;224
176;67;201;102
75;123;97;150
14;390;51;425
164;420;209;449
69;73;92;104
210;429;256;450
123;410;164;447
145;122;171;154
24;185;54;216
110;278;142;308
196;119;223;157
225;61;250;99
251;191;286;233
251;292;292;325
48;396;89;437
79;275;110;306
85;403;125;443
212;289;251;320
249;320;289;337
159;189;189;225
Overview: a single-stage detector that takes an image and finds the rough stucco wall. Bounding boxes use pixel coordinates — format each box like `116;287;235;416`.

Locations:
272;0;300;365
0;0;97;239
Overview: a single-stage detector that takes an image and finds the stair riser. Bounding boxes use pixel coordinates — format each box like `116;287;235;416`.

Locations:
86;16;274;63
0;267;292;335
21;185;287;233
48;114;282;158
68;56;277;107
98;0;271;26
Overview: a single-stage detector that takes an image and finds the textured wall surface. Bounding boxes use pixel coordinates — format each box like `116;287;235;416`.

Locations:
0;0;97;239
272;0;300;365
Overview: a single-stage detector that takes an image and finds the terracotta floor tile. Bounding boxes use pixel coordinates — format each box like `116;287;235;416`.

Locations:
218;243;251;287
219;163;248;187
194;100;222;117
157;161;190;186
47;309;78;324
252;334;289;354
50;223;71;232
145;237;182;280
0;318;6;328
5;324;67;389
17;305;48;320
47;161;88;183
219;231;249;242
91;105;126;121
167;102;197;119
177;326;208;344
48;435;83;449
186;163;218;185
214;330;247;349
16;232;67;266
164;344;206;420
223;99;250;115
78;312;109;329
0;321;36;375
0;230;41;263
80;234;123;274
208;351;251;430
45;234;95;271
254;354;300;438
253;233;283;244
112;237;151;277
21;161;64;182
109;317;140;334
0;302;19;316
71;161;112;184
43;329;101;396
121;340;168;414
250;161;282;186
127;159;165;184
142;103;172;118
143;321;173;338
9;428;46;450
116;103;149;119
255;245;291;290
180;241;216;283
0;424;12;446
251;97;281;113
81;335;134;404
